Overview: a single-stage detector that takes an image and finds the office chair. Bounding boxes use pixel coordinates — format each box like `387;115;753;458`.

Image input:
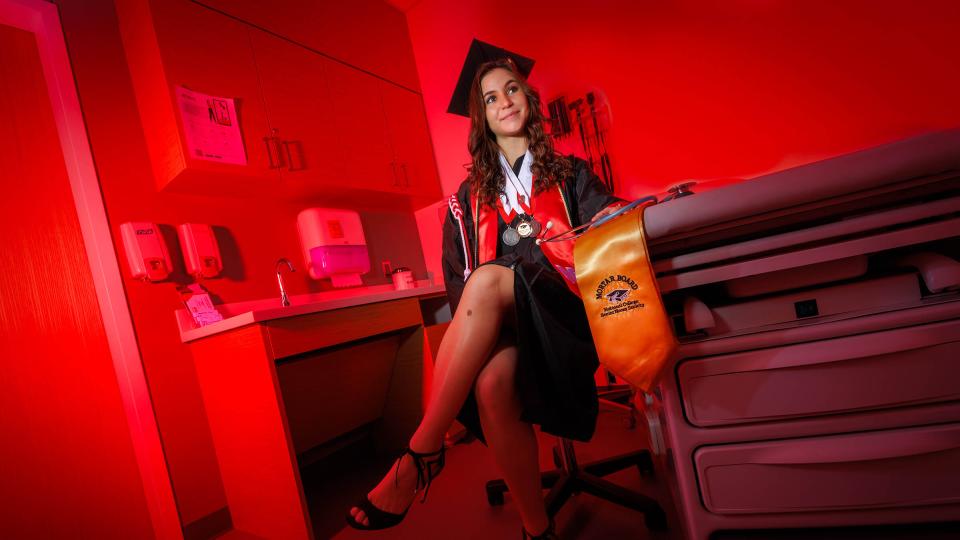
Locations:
484;387;668;531
596;368;638;429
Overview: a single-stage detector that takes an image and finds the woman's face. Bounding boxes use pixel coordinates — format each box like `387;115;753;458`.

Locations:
480;67;529;139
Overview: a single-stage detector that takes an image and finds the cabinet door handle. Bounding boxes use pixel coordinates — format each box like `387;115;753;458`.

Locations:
283;141;293;171
401;163;410;188
263;136;277;169
282;141;301;171
263;129;283;170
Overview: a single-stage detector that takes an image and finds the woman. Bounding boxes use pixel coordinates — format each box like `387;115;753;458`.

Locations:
347;58;623;539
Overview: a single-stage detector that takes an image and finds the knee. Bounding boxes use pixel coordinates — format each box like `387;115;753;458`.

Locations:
464;265;512;308
474;362;518;417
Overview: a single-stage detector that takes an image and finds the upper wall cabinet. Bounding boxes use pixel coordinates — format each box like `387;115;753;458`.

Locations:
116;0;280;195
381;82;442;199
192;0;420;91
245;28;441;201
117;0;441;204
247;29;345;196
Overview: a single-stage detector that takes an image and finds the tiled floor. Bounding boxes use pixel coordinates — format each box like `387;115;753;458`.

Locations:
302;407;678;540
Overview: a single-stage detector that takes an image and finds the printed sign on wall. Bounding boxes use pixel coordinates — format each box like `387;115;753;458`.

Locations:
176;86;247;165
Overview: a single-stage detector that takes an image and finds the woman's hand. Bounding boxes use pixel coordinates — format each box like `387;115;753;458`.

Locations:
590;202;628;223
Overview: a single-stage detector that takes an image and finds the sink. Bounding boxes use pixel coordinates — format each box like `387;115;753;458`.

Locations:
176;280;445;342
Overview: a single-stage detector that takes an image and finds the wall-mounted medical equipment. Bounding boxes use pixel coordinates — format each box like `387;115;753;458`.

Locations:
297;208;369;288
120;221;172;282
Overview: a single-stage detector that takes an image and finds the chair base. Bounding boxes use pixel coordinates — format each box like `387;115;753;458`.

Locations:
485;439;668;531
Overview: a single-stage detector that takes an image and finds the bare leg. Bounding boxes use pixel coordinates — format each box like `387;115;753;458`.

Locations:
475;338;550;535
411;264;516;450
351;264;516;526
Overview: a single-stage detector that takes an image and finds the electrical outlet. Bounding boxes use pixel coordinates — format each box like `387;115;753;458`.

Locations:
381;260;392;278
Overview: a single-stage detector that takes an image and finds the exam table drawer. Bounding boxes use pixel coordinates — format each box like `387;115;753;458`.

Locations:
677;317;960;428
694;422;960;514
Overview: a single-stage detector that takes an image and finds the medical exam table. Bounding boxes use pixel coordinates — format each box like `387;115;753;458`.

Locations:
644;129;960;539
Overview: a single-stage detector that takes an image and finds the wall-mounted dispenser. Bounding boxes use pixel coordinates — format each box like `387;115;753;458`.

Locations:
120;221;171;282
178;223;222;279
297;208;370;288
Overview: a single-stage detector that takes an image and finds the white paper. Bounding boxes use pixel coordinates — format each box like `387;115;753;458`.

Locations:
176;86;247;165
184;288;223;327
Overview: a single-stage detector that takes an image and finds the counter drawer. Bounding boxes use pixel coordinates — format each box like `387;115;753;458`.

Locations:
695;422;960;514
678;318;960;427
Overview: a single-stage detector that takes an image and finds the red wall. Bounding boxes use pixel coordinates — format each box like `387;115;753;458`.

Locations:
405;0;960;201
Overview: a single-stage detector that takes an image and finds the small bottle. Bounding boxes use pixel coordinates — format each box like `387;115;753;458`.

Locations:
391;267;415;290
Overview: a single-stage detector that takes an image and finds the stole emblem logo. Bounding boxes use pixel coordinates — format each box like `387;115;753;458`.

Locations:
605;289;630;303
594;274;644;318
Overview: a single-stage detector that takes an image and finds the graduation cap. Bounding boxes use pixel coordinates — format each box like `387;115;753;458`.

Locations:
447;39;536;117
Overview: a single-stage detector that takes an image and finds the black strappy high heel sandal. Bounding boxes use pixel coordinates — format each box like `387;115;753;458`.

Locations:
345;445;446;531
522;518;559;539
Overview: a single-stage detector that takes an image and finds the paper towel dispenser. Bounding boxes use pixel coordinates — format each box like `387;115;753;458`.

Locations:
297;208;370;288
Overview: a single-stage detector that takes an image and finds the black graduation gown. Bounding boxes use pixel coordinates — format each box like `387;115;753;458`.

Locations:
441;156;622;443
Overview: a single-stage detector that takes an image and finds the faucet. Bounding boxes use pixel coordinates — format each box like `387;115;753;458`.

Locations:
275;258;295;307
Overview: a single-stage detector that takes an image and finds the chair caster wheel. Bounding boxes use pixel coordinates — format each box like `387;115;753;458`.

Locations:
644;507;668;531
636;453;656;477
485;483;506;506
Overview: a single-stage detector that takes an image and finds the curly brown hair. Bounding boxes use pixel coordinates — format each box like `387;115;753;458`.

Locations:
466;59;572;208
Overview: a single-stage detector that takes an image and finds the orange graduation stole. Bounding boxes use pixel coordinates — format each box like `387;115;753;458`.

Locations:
573;203;677;391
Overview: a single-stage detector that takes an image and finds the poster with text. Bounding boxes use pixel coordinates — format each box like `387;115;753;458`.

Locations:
176;86;247;165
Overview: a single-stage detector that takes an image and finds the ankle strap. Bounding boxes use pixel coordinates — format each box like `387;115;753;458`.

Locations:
393;446;446;503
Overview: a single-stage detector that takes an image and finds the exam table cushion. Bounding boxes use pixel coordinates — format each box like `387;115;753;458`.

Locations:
644;129;960;241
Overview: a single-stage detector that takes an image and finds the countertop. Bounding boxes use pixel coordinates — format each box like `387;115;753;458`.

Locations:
176;280;446;343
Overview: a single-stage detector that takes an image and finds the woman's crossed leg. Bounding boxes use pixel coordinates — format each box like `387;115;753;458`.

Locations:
350;264;539;526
